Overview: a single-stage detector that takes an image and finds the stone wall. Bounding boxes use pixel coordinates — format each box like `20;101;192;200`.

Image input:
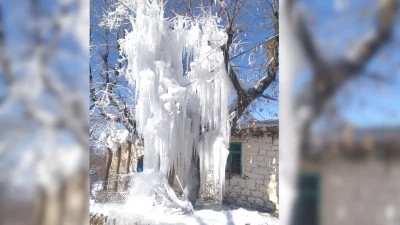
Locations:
223;135;279;212
107;140;144;191
102;134;279;212
129;142;145;173
302;157;400;225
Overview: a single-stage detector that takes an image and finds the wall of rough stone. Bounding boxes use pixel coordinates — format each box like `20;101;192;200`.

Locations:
128;142;145;173
107;140;144;191
223;135;279;212
308;157;400;225
103;135;279;213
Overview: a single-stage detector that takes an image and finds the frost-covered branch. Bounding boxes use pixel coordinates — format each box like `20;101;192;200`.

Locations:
90;5;136;136
230;34;279;61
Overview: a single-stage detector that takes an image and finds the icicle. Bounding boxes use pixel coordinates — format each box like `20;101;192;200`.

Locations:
118;0;232;204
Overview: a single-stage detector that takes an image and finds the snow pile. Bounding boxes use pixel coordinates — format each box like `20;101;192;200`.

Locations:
90;205;279;225
124;172;193;215
113;0;232;200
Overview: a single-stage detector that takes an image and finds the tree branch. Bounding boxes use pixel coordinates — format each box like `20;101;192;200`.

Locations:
287;0;399;157
218;0;279;133
261;94;278;101
230;34;279;61
335;0;398;75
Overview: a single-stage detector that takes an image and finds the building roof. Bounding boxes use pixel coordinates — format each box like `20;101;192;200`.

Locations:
233;119;279;138
309;124;400;158
238;119;279;129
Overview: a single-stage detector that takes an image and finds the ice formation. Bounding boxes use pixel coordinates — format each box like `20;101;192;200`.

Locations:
116;0;233;201
125;172;193;214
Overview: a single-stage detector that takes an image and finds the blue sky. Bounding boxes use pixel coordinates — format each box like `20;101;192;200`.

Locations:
297;0;400;128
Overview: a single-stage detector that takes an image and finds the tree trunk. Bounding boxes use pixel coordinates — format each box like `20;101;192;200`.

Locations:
168;166;175;186
57;181;67;225
113;147;122;192
103;148;113;190
184;153;200;208
35;187;47;225
123;143;132;191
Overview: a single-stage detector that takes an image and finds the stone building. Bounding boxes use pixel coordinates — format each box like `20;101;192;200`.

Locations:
295;125;400;225
106;139;144;191
94;131;145;202
97;120;279;213
223;121;279;212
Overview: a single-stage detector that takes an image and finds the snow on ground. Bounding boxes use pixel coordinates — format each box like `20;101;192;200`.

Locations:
90;177;278;224
90;201;278;225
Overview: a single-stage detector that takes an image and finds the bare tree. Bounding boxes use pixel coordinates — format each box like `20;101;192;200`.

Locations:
216;0;279;132
90;0;136;134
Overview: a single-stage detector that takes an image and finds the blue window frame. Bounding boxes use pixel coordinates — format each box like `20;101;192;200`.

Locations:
137;155;144;172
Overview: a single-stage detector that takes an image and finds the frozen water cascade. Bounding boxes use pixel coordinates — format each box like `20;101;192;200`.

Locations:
101;0;234;217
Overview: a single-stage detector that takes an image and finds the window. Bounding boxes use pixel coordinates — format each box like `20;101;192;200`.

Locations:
137;155;144;172
292;173;320;225
226;142;242;175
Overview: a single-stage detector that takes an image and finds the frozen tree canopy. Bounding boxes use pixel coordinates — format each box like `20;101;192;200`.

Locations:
102;0;233;201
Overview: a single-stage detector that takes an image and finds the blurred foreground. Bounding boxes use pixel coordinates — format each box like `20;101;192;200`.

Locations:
280;0;400;225
0;0;88;225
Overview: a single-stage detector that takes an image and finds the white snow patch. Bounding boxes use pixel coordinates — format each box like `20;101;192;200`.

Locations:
125;172;192;214
90;205;279;225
